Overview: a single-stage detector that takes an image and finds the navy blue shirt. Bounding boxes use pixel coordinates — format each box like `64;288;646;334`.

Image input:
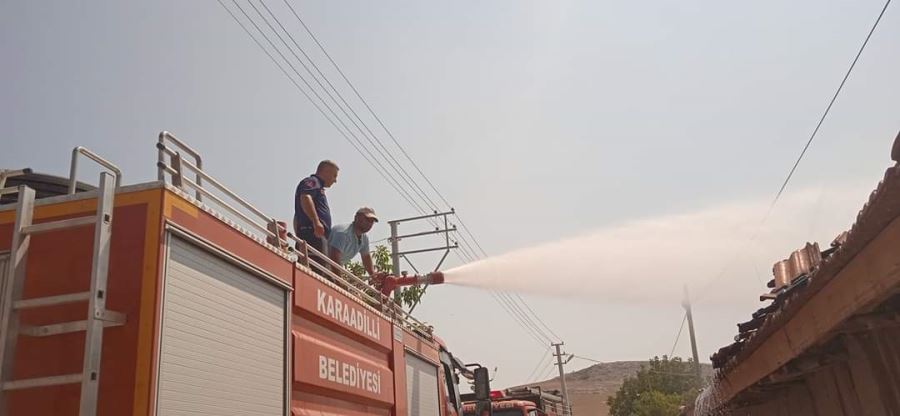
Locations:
294;174;331;235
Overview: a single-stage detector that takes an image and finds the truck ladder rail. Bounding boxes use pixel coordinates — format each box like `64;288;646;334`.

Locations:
0;170;124;416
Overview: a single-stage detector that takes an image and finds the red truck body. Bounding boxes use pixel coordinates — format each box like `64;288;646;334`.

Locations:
0;134;468;415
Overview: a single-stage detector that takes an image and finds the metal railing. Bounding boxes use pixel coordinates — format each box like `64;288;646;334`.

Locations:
158;131;203;201
0;169;31;190
68;147;122;194
155;132;431;333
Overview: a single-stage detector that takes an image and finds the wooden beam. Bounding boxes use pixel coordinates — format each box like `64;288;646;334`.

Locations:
716;214;900;406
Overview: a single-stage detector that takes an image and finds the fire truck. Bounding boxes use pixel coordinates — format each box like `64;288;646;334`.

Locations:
0;132;483;415
461;386;571;416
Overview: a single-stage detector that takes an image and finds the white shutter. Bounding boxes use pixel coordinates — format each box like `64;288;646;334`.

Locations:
157;236;286;416
406;353;441;416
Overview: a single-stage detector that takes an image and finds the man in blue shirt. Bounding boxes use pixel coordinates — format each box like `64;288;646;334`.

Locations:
294;160;339;256
328;207;379;277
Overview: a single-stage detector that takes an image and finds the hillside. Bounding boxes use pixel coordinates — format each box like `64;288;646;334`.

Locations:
511;361;714;416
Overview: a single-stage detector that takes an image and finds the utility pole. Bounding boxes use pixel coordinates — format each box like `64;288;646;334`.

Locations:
682;285;702;382
552;342;573;414
388;210;458;304
389;221;401;281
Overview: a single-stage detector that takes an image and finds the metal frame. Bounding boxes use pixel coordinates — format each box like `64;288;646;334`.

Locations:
164;223;292;290
0;172;121;416
283;286;291;416
0;170;31;190
79;173;117;414
157;141;282;248
68;147;122;194
157;131;203;201
150;232;172;416
0;182;165;214
388;210;458;311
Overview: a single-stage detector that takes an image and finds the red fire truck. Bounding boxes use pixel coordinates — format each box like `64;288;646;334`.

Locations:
0;132;480;415
461;386;571;416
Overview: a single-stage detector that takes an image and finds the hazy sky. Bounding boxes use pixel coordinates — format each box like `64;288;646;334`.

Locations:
2;1;898;389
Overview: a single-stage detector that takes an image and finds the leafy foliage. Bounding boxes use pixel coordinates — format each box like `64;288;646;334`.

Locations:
607;356;701;416
631;390;685;416
345;245;425;308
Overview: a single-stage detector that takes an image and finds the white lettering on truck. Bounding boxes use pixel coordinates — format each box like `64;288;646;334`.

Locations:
318;355;382;395
317;289;381;341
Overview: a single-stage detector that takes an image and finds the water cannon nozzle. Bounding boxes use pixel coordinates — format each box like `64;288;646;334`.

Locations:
426;271;445;285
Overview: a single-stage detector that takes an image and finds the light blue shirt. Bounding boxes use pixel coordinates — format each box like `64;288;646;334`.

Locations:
328;223;370;264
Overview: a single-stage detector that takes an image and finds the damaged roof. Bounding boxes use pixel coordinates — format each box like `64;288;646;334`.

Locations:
711;131;900;372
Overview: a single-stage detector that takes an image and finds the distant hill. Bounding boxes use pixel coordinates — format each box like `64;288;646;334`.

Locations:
511;361;714;416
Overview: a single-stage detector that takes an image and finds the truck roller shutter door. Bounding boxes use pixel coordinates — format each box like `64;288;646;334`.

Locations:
156;236;286;416
406;353;441;416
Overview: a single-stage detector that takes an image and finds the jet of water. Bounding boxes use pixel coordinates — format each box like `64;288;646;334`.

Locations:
441;185;864;304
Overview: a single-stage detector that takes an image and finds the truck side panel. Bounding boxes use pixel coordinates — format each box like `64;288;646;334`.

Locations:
0;189;163;416
1;185;449;416
153;189;294;415
292;269;396;414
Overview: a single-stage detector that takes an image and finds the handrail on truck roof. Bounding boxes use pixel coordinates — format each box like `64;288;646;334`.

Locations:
155;132;432;335
68;147;122;194
158;131;203;201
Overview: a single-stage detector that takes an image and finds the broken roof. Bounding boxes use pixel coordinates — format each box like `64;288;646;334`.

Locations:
698;130;900;411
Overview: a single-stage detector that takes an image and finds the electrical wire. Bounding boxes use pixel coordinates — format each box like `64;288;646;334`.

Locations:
768;0;892;214
452;249;551;347
669;313;688;358
242;0;433;216
571;355;603;364
219;0;560;354
537;361;557;382
283;0;452;208
696;0;893;302
455;223;561;344
218;0;431;219
258;0;441;212
526;349;552;383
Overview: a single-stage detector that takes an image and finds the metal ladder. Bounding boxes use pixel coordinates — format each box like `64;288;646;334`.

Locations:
0;172;124;416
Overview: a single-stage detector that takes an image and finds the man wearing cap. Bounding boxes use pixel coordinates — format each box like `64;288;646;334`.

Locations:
328;207;380;278
294;160;339;255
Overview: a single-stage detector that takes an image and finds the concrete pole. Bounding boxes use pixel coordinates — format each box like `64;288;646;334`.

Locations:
389;222;401;303
683;286;702;382
552;342;570;413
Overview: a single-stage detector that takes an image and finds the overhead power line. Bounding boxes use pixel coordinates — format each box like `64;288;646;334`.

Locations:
452;249;553;348
516;293;562;342
453;233;561;344
275;0;502;278
526;349;552;383
243;0;434;215
537;360;558;382
258;0;441;211
218;0;560;354
769;0;892;215
697;0;892;302
669;313;688;358
217;0;430;218
280;0;455;212
572;355;603;364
